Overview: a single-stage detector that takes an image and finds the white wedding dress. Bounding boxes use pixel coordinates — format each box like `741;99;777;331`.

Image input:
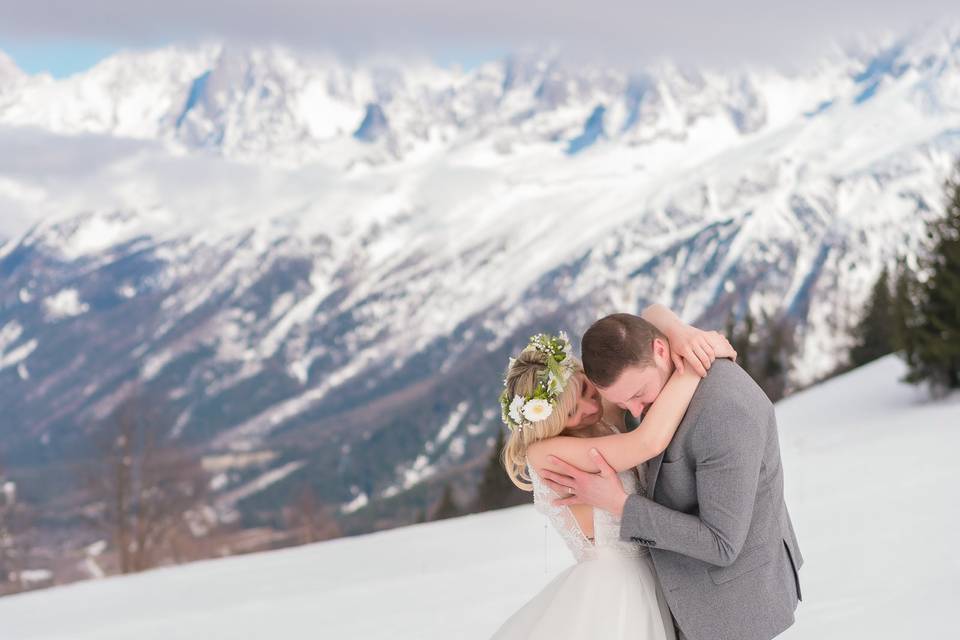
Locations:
491;460;676;640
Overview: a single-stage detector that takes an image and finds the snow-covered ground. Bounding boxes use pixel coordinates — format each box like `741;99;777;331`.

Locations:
0;355;957;639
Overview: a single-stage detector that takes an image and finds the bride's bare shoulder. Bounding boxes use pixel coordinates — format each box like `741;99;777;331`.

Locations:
526;438;557;470
526;436;579;472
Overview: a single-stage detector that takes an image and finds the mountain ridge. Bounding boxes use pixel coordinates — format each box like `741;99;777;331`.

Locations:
0;25;959;529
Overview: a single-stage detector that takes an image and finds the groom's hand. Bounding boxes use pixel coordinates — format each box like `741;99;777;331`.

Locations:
541;449;628;517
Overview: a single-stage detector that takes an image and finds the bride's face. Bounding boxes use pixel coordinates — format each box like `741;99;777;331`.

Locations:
562;374;603;430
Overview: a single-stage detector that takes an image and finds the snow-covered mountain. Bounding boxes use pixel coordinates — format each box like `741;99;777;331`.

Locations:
1;24;960;528
0;357;956;639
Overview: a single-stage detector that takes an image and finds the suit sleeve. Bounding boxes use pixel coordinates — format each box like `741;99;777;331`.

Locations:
619;396;768;567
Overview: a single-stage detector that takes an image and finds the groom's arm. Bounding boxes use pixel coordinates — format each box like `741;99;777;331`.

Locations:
620;397;768;567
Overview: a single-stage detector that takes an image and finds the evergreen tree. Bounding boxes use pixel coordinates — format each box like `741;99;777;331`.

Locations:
724;312;737;345
891;256;917;361
476;429;528;512
728;307;796;400
906;166;960;391
758;314;791;402
431;484;461;521
733;309;754;377
849;267;895;368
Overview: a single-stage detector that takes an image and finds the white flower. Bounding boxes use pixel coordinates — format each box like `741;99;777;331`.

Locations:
509;395;526;425
522;398;553;423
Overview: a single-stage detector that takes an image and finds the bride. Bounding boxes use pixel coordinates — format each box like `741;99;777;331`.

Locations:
490;305;735;639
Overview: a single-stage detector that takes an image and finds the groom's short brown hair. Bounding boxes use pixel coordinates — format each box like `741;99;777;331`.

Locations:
581;313;667;388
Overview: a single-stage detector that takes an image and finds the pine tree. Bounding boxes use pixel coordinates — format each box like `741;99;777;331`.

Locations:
724;312;737;345
431;484;461;521
733;309;754;377
759;315;790;402
891;257;917;361
476;429;528;512
849;267;895;368
728;308;796;400
906;165;960;391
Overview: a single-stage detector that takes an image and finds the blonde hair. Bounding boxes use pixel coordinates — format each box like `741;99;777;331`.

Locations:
500;347;584;490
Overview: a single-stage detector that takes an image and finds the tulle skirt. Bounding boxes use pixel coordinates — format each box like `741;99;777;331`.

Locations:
491;549;676;640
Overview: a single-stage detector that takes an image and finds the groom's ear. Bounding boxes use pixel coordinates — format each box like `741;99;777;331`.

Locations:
653;338;670;358
652;337;670;365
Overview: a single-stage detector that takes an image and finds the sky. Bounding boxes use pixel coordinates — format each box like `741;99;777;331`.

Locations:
0;41;124;77
2;1;960;77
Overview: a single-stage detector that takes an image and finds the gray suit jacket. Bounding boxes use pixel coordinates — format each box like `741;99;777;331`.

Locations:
621;359;803;640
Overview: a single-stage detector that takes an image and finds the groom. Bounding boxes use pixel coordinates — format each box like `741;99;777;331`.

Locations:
540;313;803;640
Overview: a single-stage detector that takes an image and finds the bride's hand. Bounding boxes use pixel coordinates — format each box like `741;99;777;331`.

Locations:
669;326;737;377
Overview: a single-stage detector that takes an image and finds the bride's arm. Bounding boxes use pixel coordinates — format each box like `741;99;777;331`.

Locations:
527;367;700;474
640;303;685;334
642;303;736;377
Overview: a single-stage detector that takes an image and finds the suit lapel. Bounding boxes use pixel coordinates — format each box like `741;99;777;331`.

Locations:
646;398;699;498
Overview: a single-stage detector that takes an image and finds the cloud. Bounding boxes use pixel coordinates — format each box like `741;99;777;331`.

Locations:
0;126;154;179
0;126;157;239
2;1;960;66
0;125;343;241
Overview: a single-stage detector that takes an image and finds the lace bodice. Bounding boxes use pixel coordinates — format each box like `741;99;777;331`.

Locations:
529;462;649;563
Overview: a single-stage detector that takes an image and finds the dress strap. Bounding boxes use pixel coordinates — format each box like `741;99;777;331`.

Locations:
599;417;622;435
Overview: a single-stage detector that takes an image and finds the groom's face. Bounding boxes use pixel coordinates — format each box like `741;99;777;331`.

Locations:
595;338;673;419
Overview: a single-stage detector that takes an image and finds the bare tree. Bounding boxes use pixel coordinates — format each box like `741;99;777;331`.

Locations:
86;391;211;574
0;457;16;592
0;457;33;595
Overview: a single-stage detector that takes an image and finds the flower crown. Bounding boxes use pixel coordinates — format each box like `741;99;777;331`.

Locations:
499;331;577;432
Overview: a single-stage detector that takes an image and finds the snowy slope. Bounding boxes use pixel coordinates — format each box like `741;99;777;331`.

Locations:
2;24;960;528
0;355;956;639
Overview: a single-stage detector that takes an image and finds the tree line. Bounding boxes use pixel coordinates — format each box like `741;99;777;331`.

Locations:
846;161;960;392
83;392;341;576
0;390;342;595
